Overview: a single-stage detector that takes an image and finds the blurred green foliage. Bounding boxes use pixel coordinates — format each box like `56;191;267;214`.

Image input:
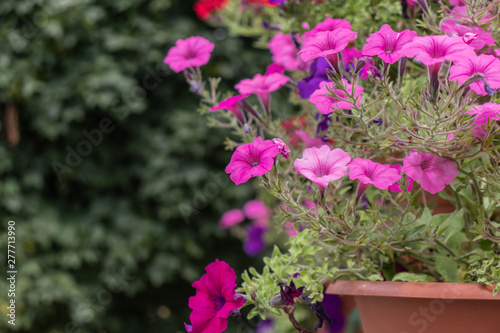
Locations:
0;0;270;332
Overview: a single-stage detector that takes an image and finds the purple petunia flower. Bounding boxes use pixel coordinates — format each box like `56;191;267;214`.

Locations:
243;225;266;257
298;57;331;99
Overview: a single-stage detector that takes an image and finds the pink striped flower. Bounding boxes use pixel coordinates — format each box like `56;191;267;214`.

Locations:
449;54;500;96
309;79;364;114
299;29;357;72
294;145;351;188
210;94;249;124
402;35;475;92
348;158;401;190
235;73;289;112
362;25;417;64
164;36;214;73
272;138;290;159
225;137;280;185
269;33;307;71
303;18;352;39
402;151;458;194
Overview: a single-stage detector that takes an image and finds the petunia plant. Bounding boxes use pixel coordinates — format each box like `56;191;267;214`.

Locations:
166;0;500;332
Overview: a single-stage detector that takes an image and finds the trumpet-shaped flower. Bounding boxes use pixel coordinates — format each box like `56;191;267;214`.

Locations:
342;48;370;79
303;18;352;39
294;145;351;188
243;225;266;257
348;158;401;190
387;165;414;193
187;260;245;333
402;151;458;194
164;36;215;73
362;24;417;64
235;73;289;111
449;54;500;96
210;94;249;124
441;19;495;50
295;130;326;148
401;35;475;67
269;33;307;71
309;80;364;114
243;199;271;219
299;29;357;70
225;137;280;185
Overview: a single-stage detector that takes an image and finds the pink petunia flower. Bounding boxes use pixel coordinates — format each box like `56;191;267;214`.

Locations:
210;94;249;124
449;54;500;96
309;80;364;114
164;36;215;73
265;63;286;75
402;35;475;92
219;208;245;229
225;136;280;185
294;130;326;148
387;165;414;193
342;48;370;79
294;145;351;188
362;25;417;64
348;158;402;190
235;73;289;112
243;199;271;219
272;138;290;159
269;33;307;71
299;29;357;72
466;102;500;138
441;20;495;50
187;260;245;333
402;151;458;194
303;18;353;39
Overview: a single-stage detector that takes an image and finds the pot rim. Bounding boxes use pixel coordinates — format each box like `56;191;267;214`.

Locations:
325;280;499;300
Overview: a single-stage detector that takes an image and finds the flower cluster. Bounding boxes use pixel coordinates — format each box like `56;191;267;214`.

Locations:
167;1;500;332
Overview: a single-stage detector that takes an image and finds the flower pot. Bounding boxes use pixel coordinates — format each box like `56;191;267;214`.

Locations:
326;281;500;333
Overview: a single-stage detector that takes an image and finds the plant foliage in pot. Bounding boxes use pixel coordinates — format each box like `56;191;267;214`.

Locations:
165;0;500;332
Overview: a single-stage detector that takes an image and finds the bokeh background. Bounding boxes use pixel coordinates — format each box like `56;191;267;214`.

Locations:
0;1;271;332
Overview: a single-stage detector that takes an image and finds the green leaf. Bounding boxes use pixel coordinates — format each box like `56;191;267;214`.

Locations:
392;272;433;282
436;256;458;282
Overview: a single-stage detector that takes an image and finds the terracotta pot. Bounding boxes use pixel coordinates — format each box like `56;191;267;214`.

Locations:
326;281;500;333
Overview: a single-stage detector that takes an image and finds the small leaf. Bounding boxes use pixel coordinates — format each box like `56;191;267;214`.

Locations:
436;256;458;282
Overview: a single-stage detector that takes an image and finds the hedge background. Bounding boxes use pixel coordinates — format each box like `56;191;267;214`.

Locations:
0;1;269;332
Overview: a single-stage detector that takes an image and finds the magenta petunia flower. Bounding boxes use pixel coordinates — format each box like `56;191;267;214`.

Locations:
401;35;475;67
269;33;307;71
294;145;351;188
449;54;500;96
348;158;401;190
295;130;326;148
402;151;458;194
309;80;364;114
243;199;270;219
187;259;245;333
441;19;495;50
225;136;280;185
272;138;290;159
303;18;353;39
387;165;414;193
362;25;417;64
466;102;500;138
219;208;245;229
265;63;286;75
235;73;289;112
402;35;475;92
210;94;250;124
299;29;357;71
164;36;215;73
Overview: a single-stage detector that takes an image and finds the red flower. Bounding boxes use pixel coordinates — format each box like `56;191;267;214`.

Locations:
187;260;245;333
194;0;228;20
